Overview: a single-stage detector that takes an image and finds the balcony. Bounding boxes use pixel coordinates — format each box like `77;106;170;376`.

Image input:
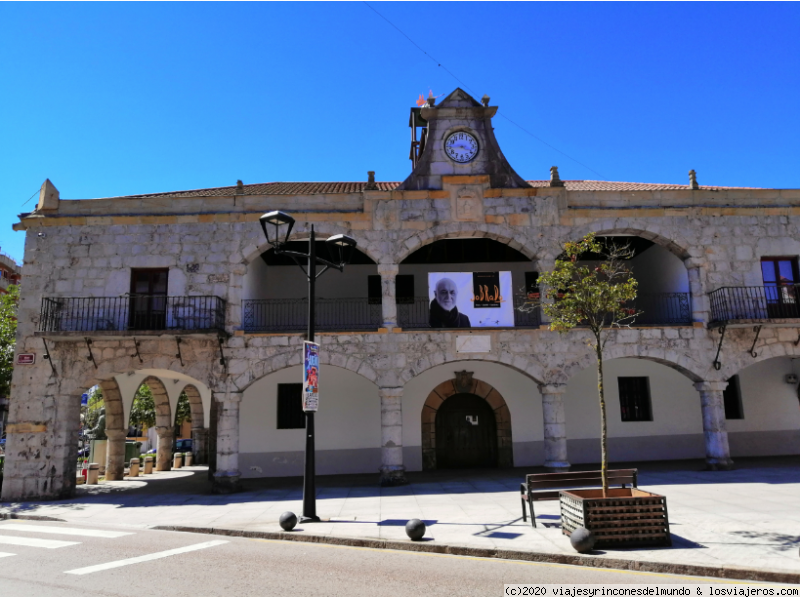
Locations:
709;286;800;326
242;298;382;333
622;293;693;326
38;295;226;335
398;293;542;330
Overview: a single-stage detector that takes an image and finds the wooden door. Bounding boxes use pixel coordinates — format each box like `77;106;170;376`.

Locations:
129;269;168;330
435;393;497;469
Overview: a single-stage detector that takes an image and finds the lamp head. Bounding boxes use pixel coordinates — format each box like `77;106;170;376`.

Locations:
259;211;295;246
325;234;357;267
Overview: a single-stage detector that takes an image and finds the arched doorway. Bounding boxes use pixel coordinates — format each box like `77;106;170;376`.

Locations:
435;393;497;468
421;374;513;470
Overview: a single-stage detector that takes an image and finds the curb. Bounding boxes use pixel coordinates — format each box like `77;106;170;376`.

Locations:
0;513;66;522
152;525;800;585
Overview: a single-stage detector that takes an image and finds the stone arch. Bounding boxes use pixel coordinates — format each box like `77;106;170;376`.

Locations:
233;348;379;392
242;223;383;266
393;222;540;265
560;347;707;386
98;378;125;433
572;225;694;261
421;376;513;470
400;351;545;386
181;384;205;429
136;376;173;429
717;336;800;381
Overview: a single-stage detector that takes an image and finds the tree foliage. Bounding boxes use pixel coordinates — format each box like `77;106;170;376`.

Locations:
84;385;104;430
0;284;20;399
129;384;155;429
174;391;191;427
534;233;639;494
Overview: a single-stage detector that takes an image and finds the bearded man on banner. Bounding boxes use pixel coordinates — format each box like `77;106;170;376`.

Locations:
429;277;471;328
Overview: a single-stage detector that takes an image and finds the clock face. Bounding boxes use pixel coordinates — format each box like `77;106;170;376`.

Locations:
444;131;479;163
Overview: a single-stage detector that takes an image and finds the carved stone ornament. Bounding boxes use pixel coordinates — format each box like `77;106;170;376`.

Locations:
454;370;474;394
455;189;482;222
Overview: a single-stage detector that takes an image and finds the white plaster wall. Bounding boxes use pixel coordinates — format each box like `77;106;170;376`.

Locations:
563;358;702;440
240;365;380;454
730;357;800;433
401;360;542;469
628;246;690;294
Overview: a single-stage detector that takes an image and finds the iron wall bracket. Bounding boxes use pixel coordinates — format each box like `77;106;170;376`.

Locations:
748;325;763;358
712;325;727;371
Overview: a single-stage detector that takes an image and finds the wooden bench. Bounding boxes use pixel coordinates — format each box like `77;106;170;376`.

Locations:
520;469;638;528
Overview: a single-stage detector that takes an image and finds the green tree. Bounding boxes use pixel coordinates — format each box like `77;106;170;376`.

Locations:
534;233;639;495
0;284;20;400
128;384;155;429
84;385;104;430
173;391;192;437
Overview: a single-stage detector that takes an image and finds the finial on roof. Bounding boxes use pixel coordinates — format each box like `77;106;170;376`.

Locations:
688;169;699;190
549;166;564;187
481;95;490;107
366;171;377;191
235;180;244;195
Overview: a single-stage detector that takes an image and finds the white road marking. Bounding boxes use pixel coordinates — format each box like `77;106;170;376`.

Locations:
0;535;80;549
64;539;228;575
0;523;133;539
0;552;16;558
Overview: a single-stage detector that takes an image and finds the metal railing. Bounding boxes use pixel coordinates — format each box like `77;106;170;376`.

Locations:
39;295;226;333
398;294;542;329
709;285;800;324
242;298;382;332
621;292;692;326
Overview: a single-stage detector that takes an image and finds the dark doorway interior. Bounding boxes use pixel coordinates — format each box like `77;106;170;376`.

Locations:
435;393;497;468
129;268;169;330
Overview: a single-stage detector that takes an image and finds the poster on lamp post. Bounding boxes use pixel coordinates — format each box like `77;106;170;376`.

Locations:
427;271;514;328
302;341;320;412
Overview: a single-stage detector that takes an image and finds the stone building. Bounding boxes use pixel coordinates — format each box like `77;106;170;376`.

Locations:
3;88;800;501
0;250;21;294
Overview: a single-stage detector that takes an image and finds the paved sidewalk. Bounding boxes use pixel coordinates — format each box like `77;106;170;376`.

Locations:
2;458;799;581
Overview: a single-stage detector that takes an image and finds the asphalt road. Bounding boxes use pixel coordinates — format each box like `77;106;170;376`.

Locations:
0;520;770;596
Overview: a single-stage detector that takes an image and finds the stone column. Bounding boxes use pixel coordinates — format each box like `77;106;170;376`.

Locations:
694;381;733;470
155;427;173;471
213;392;243;493
191;427;208;465
379;387;407;486
538;384;570;472
378;264;399;330
104;429;127;481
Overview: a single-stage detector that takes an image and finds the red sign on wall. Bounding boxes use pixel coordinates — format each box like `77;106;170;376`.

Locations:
17;353;35;365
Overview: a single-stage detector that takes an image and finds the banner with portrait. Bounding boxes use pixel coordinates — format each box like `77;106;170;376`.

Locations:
302;341;319;412
427;271;514;328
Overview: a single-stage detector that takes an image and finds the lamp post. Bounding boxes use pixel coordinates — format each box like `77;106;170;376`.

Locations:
259;211;357;523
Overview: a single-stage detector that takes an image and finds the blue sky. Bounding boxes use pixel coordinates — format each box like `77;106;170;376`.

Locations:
1;2;798;263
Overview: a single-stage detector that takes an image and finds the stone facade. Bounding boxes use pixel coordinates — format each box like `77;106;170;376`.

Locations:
3;88;800;501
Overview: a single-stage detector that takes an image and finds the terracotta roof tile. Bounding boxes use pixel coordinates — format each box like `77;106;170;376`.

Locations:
106;180;760;199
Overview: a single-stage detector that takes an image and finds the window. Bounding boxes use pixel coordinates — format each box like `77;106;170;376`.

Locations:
277;384;305;429
761;258;799;317
524;271;539;298
368;275;415;305
723;375;744;420
618;377;652;422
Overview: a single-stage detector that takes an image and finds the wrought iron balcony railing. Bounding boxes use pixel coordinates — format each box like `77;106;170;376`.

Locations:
620;292;693;326
709;285;800;324
242;298;382;333
38;295;226;333
398;293;542;330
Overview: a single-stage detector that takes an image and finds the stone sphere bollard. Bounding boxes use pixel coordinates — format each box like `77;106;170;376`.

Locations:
279;511;298;531
569;527;596;553
405;518;426;541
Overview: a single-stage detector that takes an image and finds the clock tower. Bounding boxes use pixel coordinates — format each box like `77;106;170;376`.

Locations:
399;88;530;191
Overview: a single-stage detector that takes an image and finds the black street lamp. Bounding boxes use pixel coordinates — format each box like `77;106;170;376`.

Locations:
259;211;357;523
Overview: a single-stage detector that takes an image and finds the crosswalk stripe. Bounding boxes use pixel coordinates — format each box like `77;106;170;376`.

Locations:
0;535;80;549
65;539;229;575
0;524;133;539
0;552;15;558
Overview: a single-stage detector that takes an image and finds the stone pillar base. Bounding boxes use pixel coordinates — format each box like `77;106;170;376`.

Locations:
705;458;734;471
380;466;408;487
212;472;243;494
544;461;571;473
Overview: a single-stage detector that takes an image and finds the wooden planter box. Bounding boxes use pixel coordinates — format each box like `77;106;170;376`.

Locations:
559;488;671;548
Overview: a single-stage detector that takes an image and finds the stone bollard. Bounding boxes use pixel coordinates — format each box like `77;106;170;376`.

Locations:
87;463;100;485
144;456;154;475
173;453;183;469
129;458;140;478
184;452;193;467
